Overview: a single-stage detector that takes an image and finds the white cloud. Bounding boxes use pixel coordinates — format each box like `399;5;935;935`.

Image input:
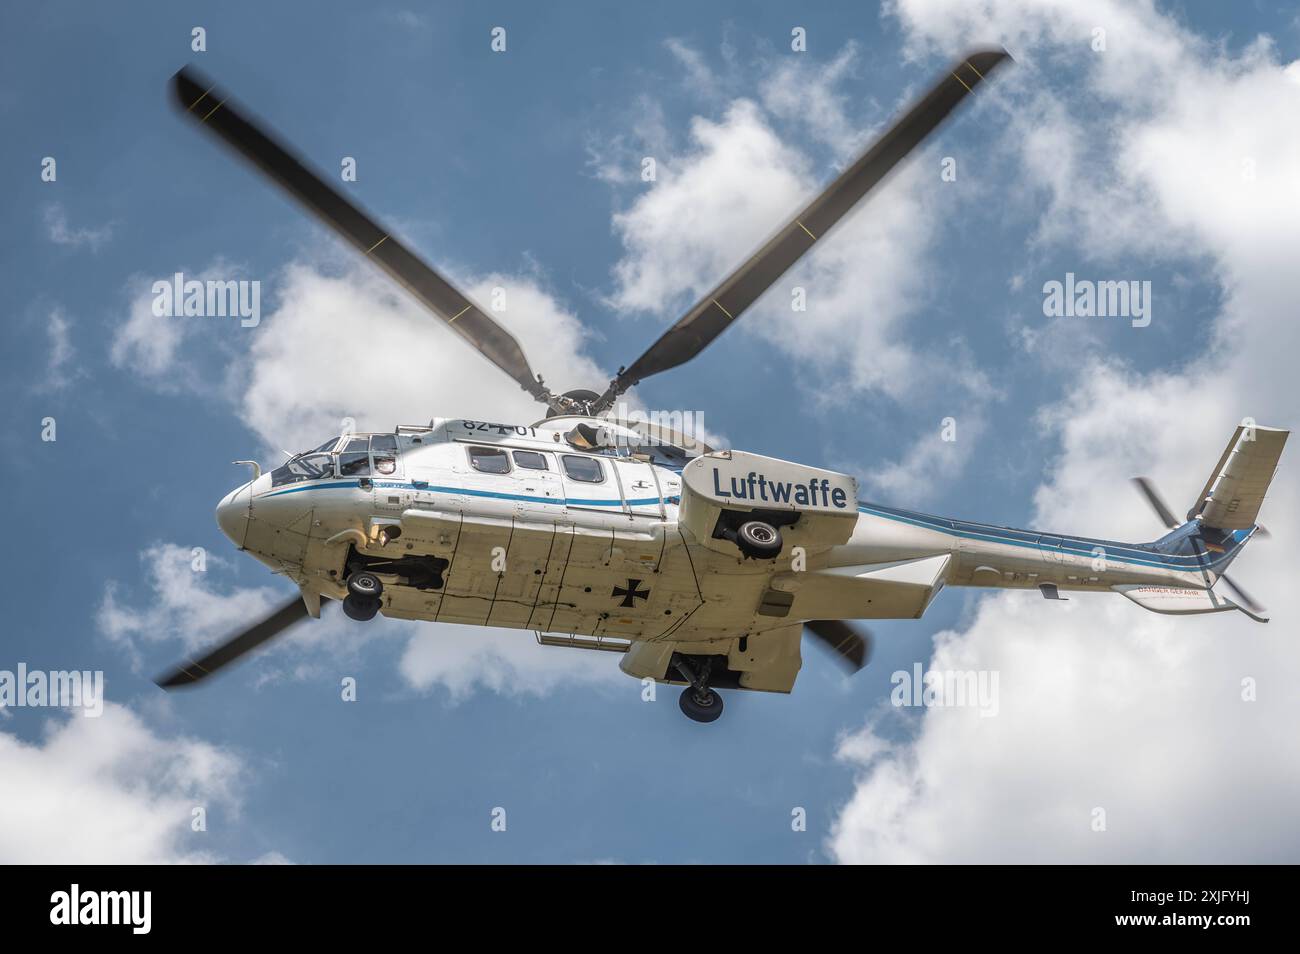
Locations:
381;9;428;31
830;0;1300;864
97;542;384;688
232;259;605;455
43;202;113;251
666;37;723;98
0;704;245;863
858;412;987;505
760;41;867;155
38;307;79;391
399;625;623;703
585;96;671;185
108;246;609;452
108;262;250;386
604;43;986;406
110;276;190;381
98;543;285;668
607;99;812;315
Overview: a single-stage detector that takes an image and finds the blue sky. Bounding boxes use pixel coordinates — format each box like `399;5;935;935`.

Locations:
3;0;1300;863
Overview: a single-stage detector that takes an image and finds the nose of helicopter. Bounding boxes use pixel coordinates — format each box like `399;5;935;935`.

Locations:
216;483;252;546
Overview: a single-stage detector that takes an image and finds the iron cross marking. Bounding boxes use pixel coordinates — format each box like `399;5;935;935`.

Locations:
612;579;650;608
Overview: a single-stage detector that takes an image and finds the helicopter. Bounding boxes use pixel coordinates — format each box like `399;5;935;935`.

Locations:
157;49;1288;723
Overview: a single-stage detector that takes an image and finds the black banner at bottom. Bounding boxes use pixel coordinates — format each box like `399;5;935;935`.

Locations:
1;863;1275;940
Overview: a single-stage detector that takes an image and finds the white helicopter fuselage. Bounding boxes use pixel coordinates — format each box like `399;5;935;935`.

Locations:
214;415;1262;695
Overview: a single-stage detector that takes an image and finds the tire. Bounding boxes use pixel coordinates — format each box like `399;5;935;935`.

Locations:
678;686;724;723
342;594;380;621
347;571;383;600
736;520;782;559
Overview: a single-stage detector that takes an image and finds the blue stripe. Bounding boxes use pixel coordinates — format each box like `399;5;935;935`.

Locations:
263;479;661;508
855;502;1246;571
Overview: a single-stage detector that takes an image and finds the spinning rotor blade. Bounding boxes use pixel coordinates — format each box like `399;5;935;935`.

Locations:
155;596;323;689
171;67;547;403
594;48;1011;412
804;619;873;673
1131;476;1181;530
1219;573;1266;616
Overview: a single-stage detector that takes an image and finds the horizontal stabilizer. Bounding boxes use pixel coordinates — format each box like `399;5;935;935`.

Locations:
1194;425;1289;530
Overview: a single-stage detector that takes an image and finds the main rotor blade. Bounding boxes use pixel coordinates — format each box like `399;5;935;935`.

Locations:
1219;572;1265;616
594;49;1011;411
170;67;547;403
1131;476;1181;530
155;595;320;689
804;619;873;673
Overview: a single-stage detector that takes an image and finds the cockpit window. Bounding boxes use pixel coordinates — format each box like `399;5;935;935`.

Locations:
372;434;398;476
269;433;403;486
337;436;371;477
271;452;335;487
269;437;340;487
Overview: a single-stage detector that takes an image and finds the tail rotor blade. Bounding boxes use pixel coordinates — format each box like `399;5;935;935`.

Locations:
1219;573;1266;616
804;619;873;673
155;596;324;689
1131;476;1181;529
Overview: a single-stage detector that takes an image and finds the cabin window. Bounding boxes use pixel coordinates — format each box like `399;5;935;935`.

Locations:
469;446;511;475
371;434;399;475
561;454;604;483
337;436;371;477
513;450;548;471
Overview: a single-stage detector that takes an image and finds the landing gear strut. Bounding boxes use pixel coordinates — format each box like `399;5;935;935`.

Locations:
343;571;382;622
674;656;724;723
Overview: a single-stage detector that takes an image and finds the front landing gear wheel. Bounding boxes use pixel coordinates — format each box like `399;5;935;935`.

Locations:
678;686;724;723
342;595;380;621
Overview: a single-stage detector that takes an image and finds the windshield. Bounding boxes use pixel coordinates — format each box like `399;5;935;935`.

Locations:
268;433;402;487
270;437;340;487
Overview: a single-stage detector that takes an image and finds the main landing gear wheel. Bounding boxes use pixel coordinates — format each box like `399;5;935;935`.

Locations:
678;686;724;723
342;596;379;621
347;571;383;600
674;655;724;723
343;571;382;621
736;520;782;560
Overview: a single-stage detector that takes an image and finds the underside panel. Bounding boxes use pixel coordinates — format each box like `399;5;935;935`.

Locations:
775;554;951;620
